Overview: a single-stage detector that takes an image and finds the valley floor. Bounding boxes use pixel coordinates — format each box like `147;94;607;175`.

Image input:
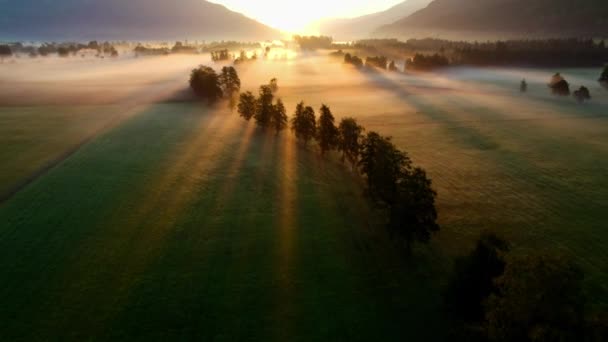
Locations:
0;54;606;340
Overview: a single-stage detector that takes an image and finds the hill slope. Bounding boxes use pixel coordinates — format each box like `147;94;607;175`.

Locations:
376;0;608;38
0;0;280;41
316;0;433;40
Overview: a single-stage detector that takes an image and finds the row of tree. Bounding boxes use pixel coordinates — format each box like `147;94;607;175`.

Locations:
351;38;608;68
6;41;119;58
236;79;440;253
405;53;450;71
344;53;399;72
294;35;333;51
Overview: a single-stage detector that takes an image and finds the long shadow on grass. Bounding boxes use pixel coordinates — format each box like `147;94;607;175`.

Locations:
0;105;243;339
358;69;608;307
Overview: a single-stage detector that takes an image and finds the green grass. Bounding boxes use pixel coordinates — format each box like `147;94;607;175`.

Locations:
0;104;130;196
1;62;607;340
0;103;447;340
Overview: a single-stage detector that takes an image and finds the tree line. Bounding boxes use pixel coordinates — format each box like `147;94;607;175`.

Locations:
235;78;440;254
189;65;607;340
344;53;399;72
4;41;119;58
348;38;608;68
294;35;333;51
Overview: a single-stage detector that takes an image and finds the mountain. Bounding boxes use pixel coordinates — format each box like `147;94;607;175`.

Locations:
0;0;280;41
316;0;433;40
376;0;608;39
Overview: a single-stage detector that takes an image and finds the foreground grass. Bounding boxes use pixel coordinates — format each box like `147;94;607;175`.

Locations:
0;103;447;340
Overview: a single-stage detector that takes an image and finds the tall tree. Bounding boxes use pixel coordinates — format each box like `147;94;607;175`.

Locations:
388;167;439;254
254;85;274;127
359;132;411;204
269;78;279;93
189;65;223;104
271;98;288;135
445;232;510;323
338;117;364;169
317;105;339;155
485;254;586;342
291;102;316;145
237;91;256;121
219;66;241;110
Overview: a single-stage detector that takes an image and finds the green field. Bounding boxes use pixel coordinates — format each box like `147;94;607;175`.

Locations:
0;55;607;340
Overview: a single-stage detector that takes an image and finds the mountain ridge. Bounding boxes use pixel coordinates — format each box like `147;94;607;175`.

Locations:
0;0;281;41
316;0;433;40
376;0;608;39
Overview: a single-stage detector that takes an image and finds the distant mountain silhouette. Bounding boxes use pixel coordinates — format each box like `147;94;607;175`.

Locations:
0;0;280;41
376;0;608;39
317;0;433;40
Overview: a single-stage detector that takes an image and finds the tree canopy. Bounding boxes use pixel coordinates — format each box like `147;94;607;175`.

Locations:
520;79;527;93
291;102;316;145
359;131;439;254
445;232;510;323
344;53;364;68
254;85;274;127
219;66;241;109
317;105;339;155
271;98;288;135
237;91;256;121
549;73;570;96
485;254;586;342
189;65;223;103
338;117;364;169
359;132;412;204
573;86;591;103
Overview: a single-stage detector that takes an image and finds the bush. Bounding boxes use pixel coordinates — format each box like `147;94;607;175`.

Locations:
599;65;608;85
485;254;586;342
549;73;570;96
573;86;591;103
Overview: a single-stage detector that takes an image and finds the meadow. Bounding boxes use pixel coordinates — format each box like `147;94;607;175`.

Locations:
0;52;606;340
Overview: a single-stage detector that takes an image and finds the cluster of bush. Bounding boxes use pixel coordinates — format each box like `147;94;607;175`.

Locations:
444;232;606;341
546;73;592;103
236;79;440;254
233;50;258;65
344;53;399;72
294;35;333;51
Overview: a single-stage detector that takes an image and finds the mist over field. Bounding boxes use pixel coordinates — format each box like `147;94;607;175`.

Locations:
2;0;608;336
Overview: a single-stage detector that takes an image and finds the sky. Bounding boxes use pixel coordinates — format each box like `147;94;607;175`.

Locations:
208;0;405;32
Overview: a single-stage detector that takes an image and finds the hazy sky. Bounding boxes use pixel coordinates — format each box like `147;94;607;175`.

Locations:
209;0;404;32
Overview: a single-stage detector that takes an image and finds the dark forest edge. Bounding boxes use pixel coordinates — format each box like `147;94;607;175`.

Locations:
336;38;608;69
189;65;608;341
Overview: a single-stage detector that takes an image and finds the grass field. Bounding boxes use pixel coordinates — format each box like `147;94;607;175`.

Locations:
0;54;606;340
